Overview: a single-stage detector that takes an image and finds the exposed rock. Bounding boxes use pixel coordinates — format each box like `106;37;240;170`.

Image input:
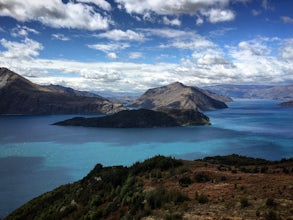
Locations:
0;67;125;114
130;82;229;111
53;108;210;128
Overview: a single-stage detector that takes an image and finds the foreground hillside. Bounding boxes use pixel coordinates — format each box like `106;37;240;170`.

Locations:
0;68;125;114
6;155;293;220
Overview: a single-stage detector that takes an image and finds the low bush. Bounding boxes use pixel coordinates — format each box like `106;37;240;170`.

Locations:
194;172;211;183
179;176;192;187
240;198;249;208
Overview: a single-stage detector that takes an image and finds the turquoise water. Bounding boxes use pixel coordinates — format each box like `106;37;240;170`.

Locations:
0;99;292;217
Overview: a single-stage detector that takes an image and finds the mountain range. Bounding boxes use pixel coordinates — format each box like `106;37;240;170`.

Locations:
205;84;293;101
2;67;291;115
0;67;125;115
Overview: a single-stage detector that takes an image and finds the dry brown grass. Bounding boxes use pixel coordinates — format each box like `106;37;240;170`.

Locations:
140;159;293;220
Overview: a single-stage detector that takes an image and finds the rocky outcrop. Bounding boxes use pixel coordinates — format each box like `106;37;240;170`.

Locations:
53;108;210;128
130;82;229;111
0;67;125;114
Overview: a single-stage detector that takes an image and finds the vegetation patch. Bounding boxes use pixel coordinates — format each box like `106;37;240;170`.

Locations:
5;155;293;220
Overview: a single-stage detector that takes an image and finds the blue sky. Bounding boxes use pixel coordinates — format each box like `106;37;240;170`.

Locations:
0;0;292;93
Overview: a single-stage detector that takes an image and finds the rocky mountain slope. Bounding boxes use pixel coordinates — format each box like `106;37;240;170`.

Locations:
53;108;210;128
205;84;293;100
0;68;125;114
130;82;230;111
5;155;293;220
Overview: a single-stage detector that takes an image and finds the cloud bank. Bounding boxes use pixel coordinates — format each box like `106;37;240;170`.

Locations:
0;0;110;30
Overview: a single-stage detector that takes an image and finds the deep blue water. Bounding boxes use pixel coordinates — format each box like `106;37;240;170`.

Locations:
0;99;292;217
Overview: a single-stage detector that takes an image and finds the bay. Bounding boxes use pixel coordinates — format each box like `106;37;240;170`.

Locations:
0;99;292;217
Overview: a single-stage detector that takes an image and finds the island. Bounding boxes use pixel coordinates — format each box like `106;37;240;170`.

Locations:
53;108;211;128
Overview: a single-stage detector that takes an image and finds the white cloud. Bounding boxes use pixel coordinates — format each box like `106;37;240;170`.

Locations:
209;27;236;37
252;9;261;16
116;0;230;15
279;39;293;60
11;25;39;37
160;40;214;50
140;28;216;51
80;69;122;82
0;0;110;30
107;52;118;59
96;29;145;41
52;34;70;41
76;0;112;11
116;0;237;24
140;28;197;39
1;36;292;93
281;16;293;24
129;52;143;59
162;16;181;26
197;54;234;67
87;42;130;52
233;40;272;57
203;8;235;23
261;0;274;10
0;38;43;60
196;16;204;26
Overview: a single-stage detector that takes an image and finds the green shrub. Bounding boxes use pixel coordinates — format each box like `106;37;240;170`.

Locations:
266;198;276;207
240;198;249;208
179;176;192;187
131;155;183;175
145;187;188;209
194;172;211;183
195;192;209;204
220;176;227;181
165;213;183;220
265;210;279;220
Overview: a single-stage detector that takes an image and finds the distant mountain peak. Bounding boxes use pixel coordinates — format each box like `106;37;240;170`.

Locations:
168;81;185;87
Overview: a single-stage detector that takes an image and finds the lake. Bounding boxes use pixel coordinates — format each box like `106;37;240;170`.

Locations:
0;99;292;217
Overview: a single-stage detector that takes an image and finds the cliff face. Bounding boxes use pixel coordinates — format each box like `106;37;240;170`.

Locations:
53;108;211;128
0;68;125;114
130;82;229;111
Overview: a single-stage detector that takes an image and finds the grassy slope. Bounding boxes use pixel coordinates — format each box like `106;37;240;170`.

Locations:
5;155;293;220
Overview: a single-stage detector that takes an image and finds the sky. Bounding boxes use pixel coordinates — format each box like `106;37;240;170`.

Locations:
0;0;292;93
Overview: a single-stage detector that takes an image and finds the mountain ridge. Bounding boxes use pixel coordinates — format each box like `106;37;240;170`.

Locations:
0;67;125;115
